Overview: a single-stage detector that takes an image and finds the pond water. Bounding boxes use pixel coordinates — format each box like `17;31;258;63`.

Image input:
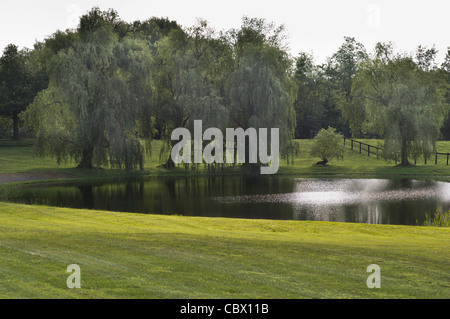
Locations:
9;176;450;225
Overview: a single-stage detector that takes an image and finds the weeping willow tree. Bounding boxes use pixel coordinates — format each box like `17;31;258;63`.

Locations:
351;43;448;166
25;9;152;169
153;19;230;168
227;18;296;169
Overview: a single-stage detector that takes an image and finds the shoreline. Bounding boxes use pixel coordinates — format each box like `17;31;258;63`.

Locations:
2;168;450;187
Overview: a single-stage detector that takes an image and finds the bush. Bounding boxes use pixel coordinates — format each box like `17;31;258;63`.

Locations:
310;127;344;165
0;116;12;138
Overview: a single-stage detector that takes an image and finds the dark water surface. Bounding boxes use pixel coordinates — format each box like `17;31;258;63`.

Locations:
10;176;450;225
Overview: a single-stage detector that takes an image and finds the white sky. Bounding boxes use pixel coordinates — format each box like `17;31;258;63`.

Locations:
0;0;449;64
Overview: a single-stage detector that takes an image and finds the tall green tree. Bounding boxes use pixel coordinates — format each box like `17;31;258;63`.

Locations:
25;8;152;169
153;19;230;167
439;47;450;139
0;44;47;140
293;52;328;139
226;18;296;165
352;43;448;165
326;37;367;137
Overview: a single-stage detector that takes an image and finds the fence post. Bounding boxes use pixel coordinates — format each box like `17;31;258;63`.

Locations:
368;145;370;157
351;140;353;150
447;154;449;166
359;143;361;154
435;153;438;165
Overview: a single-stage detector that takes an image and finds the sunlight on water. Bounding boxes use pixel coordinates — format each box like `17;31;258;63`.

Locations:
215;179;450;205
213;178;450;224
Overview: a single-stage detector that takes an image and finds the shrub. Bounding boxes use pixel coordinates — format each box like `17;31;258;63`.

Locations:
310;127;344;165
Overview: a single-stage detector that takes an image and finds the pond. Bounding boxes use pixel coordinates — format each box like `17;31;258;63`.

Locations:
9;176;450;226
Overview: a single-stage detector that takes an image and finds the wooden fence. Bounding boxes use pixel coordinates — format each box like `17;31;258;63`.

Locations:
343;137;450;165
434;152;450;165
343;137;382;159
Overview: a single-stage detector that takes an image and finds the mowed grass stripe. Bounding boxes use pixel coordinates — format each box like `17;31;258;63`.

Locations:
0;202;448;299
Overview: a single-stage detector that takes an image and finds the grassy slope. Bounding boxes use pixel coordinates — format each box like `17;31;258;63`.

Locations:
0;202;448;299
3;139;450;179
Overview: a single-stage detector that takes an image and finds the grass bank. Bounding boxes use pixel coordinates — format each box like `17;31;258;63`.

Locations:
3;139;450;182
0;202;448;298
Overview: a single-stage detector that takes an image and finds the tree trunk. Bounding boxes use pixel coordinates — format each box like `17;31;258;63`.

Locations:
77;147;94;169
12;111;19;140
164;153;175;169
400;138;409;166
242;134;251;168
316;158;328;165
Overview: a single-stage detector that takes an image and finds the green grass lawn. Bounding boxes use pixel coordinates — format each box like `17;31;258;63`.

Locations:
3;138;450;180
278;139;450;179
0;202;448;299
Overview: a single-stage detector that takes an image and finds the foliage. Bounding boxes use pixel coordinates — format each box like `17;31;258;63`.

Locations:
326;37;367;137
420;210;450;227
0;115;12;138
282;139;300;164
25;8;152;169
293;37;367;140
293;52;326;139
227;18;295;164
351;43;448;165
310;127;344;165
0;44;47;140
439;48;450;139
151;19;231;168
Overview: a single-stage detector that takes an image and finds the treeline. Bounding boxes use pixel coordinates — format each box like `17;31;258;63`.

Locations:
0;7;449;169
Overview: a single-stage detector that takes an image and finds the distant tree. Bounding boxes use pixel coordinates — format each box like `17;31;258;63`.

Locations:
130;17;181;49
293;52;324;139
415;45;438;72
310;127;344;165
41;29;79;58
442;47;450;73
227;18;296;167
152;19;230;168
439;47;450;140
327;37;368;137
0;44;47;140
352;43;448;165
25;8;152;169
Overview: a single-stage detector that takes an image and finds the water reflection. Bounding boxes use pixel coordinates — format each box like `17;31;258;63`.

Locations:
11;177;450;226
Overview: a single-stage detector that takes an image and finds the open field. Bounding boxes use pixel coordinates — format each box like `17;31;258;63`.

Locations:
0;202;448;298
3;139;450;182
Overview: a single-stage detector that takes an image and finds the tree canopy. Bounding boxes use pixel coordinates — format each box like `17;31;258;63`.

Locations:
350;43;448;165
0;44;47;140
25;8;152;169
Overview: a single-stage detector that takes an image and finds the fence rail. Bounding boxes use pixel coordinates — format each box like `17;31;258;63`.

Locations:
343;137;450;165
343;137;382;159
